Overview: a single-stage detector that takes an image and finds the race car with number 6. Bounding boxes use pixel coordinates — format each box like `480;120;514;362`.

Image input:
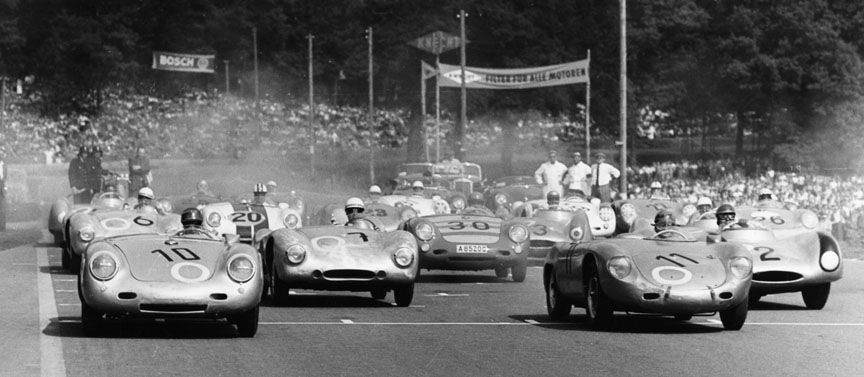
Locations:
401;214;531;281
78;230;262;337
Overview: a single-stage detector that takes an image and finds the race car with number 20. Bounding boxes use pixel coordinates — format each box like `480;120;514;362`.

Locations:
401;214;530;281
202;201;303;246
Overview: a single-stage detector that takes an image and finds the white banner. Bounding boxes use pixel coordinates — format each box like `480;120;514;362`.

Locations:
438;59;588;89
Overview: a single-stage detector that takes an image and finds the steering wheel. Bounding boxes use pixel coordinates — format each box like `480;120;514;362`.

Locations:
649;229;689;240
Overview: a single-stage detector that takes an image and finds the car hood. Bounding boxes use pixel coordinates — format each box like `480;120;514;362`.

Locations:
429;214;503;244
108;235;236;282
631;246;728;289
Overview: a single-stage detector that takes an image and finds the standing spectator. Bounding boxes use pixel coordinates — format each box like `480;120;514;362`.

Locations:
82;139;105;197
590;152;621;202
128;145;151;194
534;150;568;197
563;151;592;197
0;150;7;231
69;147;91;204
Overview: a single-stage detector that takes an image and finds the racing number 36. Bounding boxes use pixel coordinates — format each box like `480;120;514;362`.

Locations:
152;247;200;262
447;221;490;230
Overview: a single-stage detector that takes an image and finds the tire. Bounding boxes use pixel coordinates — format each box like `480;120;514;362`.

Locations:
370;288;387;300
748;294;763;306
81;301;103;337
674;314;693;321
494;266;509;278
585;263;613;329
233;306;259;337
270;263;291;306
511;259;528;283
719;299;748;330
393;283;414;307
52;231;64;246
801;283;831;310
545;270;572;320
70;252;81;274
61;247;71;270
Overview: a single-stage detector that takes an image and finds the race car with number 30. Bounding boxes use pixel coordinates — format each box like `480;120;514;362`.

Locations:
78;230;262;337
543;230;753;330
401;214;531;281
202;201;303;246
259;226;419;306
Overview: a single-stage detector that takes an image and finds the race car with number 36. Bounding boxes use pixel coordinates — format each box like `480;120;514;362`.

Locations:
543;230;753;330
401;214;531;281
202;201;303;247
78;230;262;337
259;226;419;306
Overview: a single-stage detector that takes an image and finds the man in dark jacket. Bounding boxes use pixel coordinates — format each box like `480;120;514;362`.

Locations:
128;146;151;194
69;147;91;203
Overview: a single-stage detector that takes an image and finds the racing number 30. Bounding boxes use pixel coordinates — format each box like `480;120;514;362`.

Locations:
152;247;200;262
447;221;490;230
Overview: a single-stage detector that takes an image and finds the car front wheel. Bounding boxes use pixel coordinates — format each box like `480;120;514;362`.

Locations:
394;283;414;307
585;263;613;329
81;301;103;337
270;263;291;306
511;259;528;282
233;306;259;337
719;299;748;330
370;288;387;300
545;270;572;320
801;283;831;310
494;266;509;278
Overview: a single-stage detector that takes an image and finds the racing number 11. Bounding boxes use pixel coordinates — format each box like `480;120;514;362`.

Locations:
152;247;201;262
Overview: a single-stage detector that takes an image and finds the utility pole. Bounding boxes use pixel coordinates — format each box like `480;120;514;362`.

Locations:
619;0;628;195
457;9;468;161
308;34;315;174
367;27;375;185
224;60;230;95
252;27;259;106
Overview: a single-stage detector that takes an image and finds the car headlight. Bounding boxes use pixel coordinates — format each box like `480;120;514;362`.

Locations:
285;245;307;264
729;256;752;279
820;249;840;271
207;212;222;228
227;255;256;282
401;208;418;221
283;214;300;229
599;206;614;222
393;247;415;268
508;225;528;243
495;193;508;205
89;252;118;280
620;203;637;223
79;226;95;242
607;256;631;280
569;227;584;241
415;223;434;241
451;197;466;210
801;212;819;229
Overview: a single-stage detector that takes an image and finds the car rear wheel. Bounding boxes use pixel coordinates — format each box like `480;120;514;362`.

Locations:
70;252;81;274
511;259;528;282
394;283;414;307
81;301;103;337
719;299;748;330
270;263;291;307
801;283;831;310
585;263;613;329
494;266;509;278
370;288;387;300
545;270;572;320
233;306;259;337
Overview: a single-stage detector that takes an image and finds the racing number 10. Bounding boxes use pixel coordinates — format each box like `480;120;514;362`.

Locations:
152;247;200;262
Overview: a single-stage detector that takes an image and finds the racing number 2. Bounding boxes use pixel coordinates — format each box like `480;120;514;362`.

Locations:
755;246;779;261
152;247;200;262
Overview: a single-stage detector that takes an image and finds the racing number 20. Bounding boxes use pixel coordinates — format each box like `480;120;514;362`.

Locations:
447;221;490;230
152;247;200;262
231;212;263;223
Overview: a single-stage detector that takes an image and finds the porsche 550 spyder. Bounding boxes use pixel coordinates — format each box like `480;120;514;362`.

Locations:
49;190;129;245
511;205;594;259
512;195;616;238
64;207;182;273
314;201;417;232
543;231;753;330
402;214;531;281
612;199;696;234
259;226;419;307
78;230;262;337
202;201;303;247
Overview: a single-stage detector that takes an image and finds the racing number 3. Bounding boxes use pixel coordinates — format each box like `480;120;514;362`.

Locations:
152;247;200;262
755;246;779;261
447;221;490;230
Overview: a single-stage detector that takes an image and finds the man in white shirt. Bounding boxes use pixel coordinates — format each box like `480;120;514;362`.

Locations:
563;151;592;197
534;150;568;198
591;152;621;203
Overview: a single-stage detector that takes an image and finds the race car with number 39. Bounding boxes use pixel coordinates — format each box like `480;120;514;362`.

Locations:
259;225;419;306
202;201;303;247
543;230;753;330
78;230;262;337
401;214;531;281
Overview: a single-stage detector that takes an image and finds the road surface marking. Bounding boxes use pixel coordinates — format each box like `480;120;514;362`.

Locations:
260;321;545;326
340;319;354;324
58;303;80;307
37;248;67;377
288;290;318;295
54;290;76;293
423;293;470;297
524;319;540;324
53;279;76;282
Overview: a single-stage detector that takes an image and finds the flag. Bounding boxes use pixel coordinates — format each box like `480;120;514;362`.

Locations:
422;61;437;80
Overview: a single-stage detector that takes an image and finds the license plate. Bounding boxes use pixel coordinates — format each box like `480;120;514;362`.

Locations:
456;244;488;253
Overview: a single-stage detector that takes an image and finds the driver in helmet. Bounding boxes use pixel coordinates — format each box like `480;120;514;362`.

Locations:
758;188;773;201
652;210;678;238
177;208;217;237
649;181;669;200
716;204;737;229
252;182;277;206
459;192;495;216
410;180;426;198
134;187;157;213
367;185;384;204
696;197;713;214
344;197;380;231
546;190;561;210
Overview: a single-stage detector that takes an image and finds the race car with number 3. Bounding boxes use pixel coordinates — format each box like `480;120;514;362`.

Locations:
543;230;753;330
259;226;419;306
64;208;182;273
314;201;418;231
612;199;697;234
401;214;531;281
202;201;303;246
512;195;616;240
78;230;262;337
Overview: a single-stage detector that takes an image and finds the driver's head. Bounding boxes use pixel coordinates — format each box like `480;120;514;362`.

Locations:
653;210;676;233
547;190;561;206
197;180;209;192
412;180;425;194
696;197;712;214
253;183;267;203
345;197;365;219
137;187;155;205
758;188;773;201
716;204;736;227
369;185;382;198
180;208;204;228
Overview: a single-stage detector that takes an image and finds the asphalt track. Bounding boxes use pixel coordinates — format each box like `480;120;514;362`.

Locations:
1;222;863;377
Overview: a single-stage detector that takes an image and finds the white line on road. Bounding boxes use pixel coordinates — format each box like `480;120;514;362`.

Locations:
37;248;66;377
54;290;76;293
53;279;76;282
423;293;470;297
259;320;864;327
58;303;80;307
524;319;539;324
340;319;354;324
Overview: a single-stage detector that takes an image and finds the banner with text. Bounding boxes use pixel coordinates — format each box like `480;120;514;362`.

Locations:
438;59;588;89
152;51;216;73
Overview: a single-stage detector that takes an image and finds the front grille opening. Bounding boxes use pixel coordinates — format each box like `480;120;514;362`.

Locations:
117;292;137;300
210;293;228;300
530;240;555;247
643;292;661;300
448;256;489;262
433;249;448;255
753;271;803;282
323;269;375;280
140;304;207;313
499;250;510;256
718;292;733;300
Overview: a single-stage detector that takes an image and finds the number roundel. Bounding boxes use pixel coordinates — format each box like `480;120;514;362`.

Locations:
650;266;693;286
101;217;132;231
170;262;211;283
446;220;492;231
231;211;265;225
